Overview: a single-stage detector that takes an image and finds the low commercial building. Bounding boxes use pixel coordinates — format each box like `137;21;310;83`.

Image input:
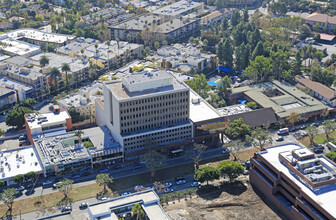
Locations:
152;0;203;21
0;146;43;186
88;190;169;220
57;82;104;124
295;75;336;107
250;142;336;219
75;41;143;70
229;80;328;121
33;126;123;176
0;86;16;107
0;36;41;57
97;69;193;159
3;28;76;47
0;76;33;101
24;106;72;145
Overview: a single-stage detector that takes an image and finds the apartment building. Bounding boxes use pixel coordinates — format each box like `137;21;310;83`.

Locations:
0;76;34;101
250;142;336;219
99;69;193;158
0;86;16;107
305;12;336;33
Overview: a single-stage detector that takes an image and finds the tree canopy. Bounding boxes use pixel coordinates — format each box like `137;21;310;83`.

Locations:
225;118;251;139
5;106;36;128
187;74;210;99
217;161;244;182
195;166;219;185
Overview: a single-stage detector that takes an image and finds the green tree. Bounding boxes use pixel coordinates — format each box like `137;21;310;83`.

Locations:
20;98;36;108
251;42;264;61
221;39;233;68
216;75;231;99
271;49;290;80
95;173;113;194
322;121;336;141
243;7;249;22
306;126;318;146
230;9;240;27
75;130;84;145
226;140;244;161
131;203;145;220
286;112;301;127
299;24;312;40
311;65;335;87
221;17;229;30
235;43;249;70
0;128;5;137
50;67;61;90
187;74;210;99
1;188;17;213
246;102;257;110
192;144;207;171
61;63;71;92
144;46;151;56
154;41;160;51
47;44;55;52
25;171;37;182
325;152;336;162
13;174;25;185
246;127;272;151
225;118;251;139
5;106;35;128
142;150;164;180
243;56;272;83
57;178;73;200
39;55;49;67
292;51;302;75
217;161;244;182
0;180;5;188
195;166;219;185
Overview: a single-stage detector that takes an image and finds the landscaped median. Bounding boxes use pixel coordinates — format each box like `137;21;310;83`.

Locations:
298;130;336;147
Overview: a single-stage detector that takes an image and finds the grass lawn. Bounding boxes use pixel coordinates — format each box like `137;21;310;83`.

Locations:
299;130;336;147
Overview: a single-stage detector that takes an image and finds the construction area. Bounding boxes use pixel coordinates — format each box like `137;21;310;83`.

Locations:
163;179;283;220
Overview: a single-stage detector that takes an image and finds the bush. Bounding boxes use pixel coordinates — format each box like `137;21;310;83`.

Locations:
246;102;257;110
84;141;94;148
325;152;336;163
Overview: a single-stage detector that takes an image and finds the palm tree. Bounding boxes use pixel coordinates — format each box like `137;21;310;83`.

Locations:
75;130;84;145
131;203;144;220
40;55;49;67
61;63;71;91
94;43;99;67
116;38;120;55
50;67;61;90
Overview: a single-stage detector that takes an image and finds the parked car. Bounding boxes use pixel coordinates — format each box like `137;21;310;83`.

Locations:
70;174;81;179
134;185;144;191
121;192;131;196
176;180;186;185
42;180;52;185
61;206;72;212
313;148;323;154
55;177;64;182
289;127;298;132
53;182;61;189
79;202;88;209
276;136;284;142
221;148;229;154
175;176;185;181
15;186;25;191
191;182;200;187
18;134;26;141
100;197;108;201
164;182;173;188
100;169;109;173
314;144;325;150
164;188;174;193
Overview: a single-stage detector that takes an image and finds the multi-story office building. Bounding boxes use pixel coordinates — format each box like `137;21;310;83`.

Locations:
250;142;336;219
98;69;193;158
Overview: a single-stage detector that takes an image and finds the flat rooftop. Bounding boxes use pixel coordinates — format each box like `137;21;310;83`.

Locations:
0;146;43;181
0;75;33;92
231;80;328;118
217;104;252;116
189;89;221;123
153;0;202;16
4;28;76;44
111;15;161;30
0;86;14;97
259;143;336;218
157;18;199;33
0;37;40;56
82;126;122;152
25;111;71;131
106;70;188;100
56;37;99;55
0;63;44;81
88;190;169;219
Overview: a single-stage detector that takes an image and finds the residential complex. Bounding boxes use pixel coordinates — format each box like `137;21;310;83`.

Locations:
0;36;41;57
305;12;336;33
250;142;336;219
0;76;33;101
97;69;193;158
57;82;104;124
229;80;328;120
56;37;99;57
0;86;16;107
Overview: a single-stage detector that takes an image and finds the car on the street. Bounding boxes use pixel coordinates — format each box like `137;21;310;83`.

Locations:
82;172;91;176
221;148;229;154
289;127;298;132
121;192;131;196
175;176;185;181
313;145;324;154
42;180;52;185
146;186;153;190
164;188;174;193
15;186;25;191
61;206;72;212
53;182;61;189
100;169;109;173
299;125;307;130
176;180;186;185
100;197;108;201
55;177;64;182
70;174;81;179
276;136;284;142
79;202;88;209
134;185;144;191
191;182;200;187
18;134;26;141
314;144;325;150
164;182;173;188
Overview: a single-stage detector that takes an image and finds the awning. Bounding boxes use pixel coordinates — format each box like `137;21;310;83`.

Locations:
207;81;218;86
217;66;232;73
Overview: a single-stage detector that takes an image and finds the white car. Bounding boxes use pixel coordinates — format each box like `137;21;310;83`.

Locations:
15;186;25;191
176;180;186;185
191;182;200;187
134;185;144;191
100;197;108;201
121;192;131;196
146;186;153;190
164;188;174;193
42;180;52;185
164;182;173;188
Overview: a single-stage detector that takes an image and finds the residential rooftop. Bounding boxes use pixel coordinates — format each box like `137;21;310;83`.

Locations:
0;63;44;81
153;0;202;16
0;86;15;98
3;28;76;44
0;37;41;57
0;76;33;93
56;37;99;56
295;75;336;100
111;15;162;30
157;18;200;33
259;143;336;218
305;12;336;25
0;146;43;181
231;80;328;118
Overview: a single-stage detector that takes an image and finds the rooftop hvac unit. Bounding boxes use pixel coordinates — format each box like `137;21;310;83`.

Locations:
191;98;200;104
